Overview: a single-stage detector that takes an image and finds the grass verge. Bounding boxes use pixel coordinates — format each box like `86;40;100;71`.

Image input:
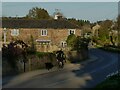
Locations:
94;74;120;89
95;45;120;53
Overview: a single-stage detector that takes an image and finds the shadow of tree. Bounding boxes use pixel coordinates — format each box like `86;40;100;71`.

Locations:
2;48;119;89
71;48;119;89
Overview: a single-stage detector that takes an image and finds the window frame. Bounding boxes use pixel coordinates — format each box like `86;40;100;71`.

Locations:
11;29;19;36
61;41;67;48
68;29;76;35
41;29;47;36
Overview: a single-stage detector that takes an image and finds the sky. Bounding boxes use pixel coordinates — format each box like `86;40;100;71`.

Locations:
2;2;118;23
1;0;119;2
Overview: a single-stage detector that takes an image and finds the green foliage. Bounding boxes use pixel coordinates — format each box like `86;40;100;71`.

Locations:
97;28;117;46
74;37;91;52
93;20;114;46
36;52;49;58
2;40;28;69
117;16;120;47
92;36;98;44
95;75;120;89
36;52;56;62
99;20;113;29
98;28;109;40
118;32;120;47
97;45;120;53
67;18;90;27
66;34;77;48
67;37;90;63
73;36;81;50
27;35;36;54
26;7;50;19
66;34;90;51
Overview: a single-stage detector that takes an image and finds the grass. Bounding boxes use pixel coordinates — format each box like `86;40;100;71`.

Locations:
94;74;120;89
35;51;55;58
95;44;120;53
101;47;120;53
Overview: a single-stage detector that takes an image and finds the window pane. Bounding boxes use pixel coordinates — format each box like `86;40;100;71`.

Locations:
44;30;46;35
70;30;74;34
69;29;75;35
44;30;47;35
15;29;17;35
72;31;74;34
41;29;47;36
17;29;19;35
70;30;72;34
11;29;19;36
41;30;47;36
42;30;44;35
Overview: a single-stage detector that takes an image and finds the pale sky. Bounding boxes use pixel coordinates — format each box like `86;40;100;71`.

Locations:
1;0;119;2
2;2;119;23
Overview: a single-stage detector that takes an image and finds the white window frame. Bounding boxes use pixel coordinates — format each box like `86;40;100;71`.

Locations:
61;41;67;48
68;29;76;35
41;29;47;36
11;29;19;36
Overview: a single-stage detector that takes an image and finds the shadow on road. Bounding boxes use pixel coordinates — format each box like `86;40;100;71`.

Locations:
71;48;119;88
2;48;120;88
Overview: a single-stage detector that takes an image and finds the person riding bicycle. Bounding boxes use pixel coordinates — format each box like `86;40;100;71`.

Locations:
56;49;66;68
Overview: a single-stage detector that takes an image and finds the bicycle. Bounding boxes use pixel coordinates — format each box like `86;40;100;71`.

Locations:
57;60;64;68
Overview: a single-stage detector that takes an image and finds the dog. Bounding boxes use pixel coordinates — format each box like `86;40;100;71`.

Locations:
45;62;54;70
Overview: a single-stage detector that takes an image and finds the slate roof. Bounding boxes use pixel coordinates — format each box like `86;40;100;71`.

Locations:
2;19;80;29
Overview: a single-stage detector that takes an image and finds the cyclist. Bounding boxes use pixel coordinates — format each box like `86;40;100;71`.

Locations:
56;49;66;68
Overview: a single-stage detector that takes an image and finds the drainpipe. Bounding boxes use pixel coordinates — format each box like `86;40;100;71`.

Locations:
3;28;7;44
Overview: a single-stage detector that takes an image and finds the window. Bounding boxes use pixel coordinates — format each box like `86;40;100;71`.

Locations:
61;41;67;48
41;29;47;36
11;29;19;36
68;29;75;35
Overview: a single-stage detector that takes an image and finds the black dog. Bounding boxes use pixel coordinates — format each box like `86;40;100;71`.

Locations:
45;62;54;70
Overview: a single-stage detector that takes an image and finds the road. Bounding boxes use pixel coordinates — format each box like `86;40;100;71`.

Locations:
3;48;119;88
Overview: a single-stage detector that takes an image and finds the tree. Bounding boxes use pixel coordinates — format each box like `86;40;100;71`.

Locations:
74;37;91;59
117;16;120;47
74;37;91;52
66;34;77;49
27;35;36;54
97;20;113;45
67;18;90;27
2;40;28;72
66;34;90;51
26;7;50;19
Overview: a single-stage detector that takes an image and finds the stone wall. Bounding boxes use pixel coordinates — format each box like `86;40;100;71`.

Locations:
66;50;89;63
2;53;57;75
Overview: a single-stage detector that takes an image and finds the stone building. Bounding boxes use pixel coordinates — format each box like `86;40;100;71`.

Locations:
92;23;101;37
1;19;81;52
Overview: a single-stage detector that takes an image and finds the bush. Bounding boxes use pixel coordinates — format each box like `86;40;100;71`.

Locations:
2;40;28;73
66;34;77;48
97;45;120;53
27;35;36;54
74;37;91;52
95;75;120;89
